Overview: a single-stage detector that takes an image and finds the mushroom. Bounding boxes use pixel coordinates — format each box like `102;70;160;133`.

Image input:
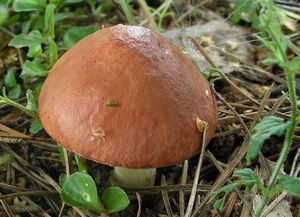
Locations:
38;24;218;187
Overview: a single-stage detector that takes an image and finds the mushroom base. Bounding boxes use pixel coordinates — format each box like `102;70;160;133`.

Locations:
110;167;156;187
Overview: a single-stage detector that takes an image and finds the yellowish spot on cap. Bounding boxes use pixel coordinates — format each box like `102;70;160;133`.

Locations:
91;127;105;141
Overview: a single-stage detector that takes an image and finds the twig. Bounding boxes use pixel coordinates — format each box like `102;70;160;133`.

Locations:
261;192;287;217
161;175;173;217
0;193;14;217
58;203;65;217
125;183;211;195
179;160;188;217
291;148;300;176
136;192;142;217
212;86;251;136
224;192;237;217
0;190;58;199
185;124;207;217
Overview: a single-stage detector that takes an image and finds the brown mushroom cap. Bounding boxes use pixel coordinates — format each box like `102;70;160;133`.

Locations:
38;24;218;168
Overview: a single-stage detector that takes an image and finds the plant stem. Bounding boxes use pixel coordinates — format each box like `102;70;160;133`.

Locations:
119;0;135;25
254;70;298;216
136;0;157;30
0;96;32;117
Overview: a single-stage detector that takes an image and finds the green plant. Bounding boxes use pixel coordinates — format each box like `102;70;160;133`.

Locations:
60;172;129;214
212;0;300;215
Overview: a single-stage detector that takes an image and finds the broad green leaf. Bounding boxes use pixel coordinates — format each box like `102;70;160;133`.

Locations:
29;119;43;135
45;4;56;40
49;40;58;67
9;30;42;48
4;68;17;87
8;84;21;99
290;56;300;74
27;44;42;58
61;172;104;213
0;3;8;24
214;198;225;211
278;175;300;198
13;0;46;12
0;153;11;166
246;116;290;165
59;173;66;186
63;26;98;48
20;60;48;80
102;187;129;213
25;89;38;118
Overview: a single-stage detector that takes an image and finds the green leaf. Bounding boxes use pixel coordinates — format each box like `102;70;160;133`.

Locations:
9;30;42;48
20;60;48;80
27;44;43;58
262;58;279;65
102;187;129;213
218;183;237;195
278;175;300;198
233;168;258;190
63;26;98;48
29;119;43;135
57;145;65;163
8;84;21;99
59;173;66;187
290;56;300;74
13;0;46;12
49;39;58;67
74;155;87;173
61;172;104;213
0;3;8;24
209;182;237;203
25;89;38;118
45;4;56;40
231;0;251;23
214;197;225;211
280;36;289;54
4;68;17;87
21;20;32;34
246;116;291;165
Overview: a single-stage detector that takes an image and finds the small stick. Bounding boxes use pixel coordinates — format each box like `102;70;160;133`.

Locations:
179;160;188;217
224;192;237;217
261;192;287;217
0;191;58;199
136;192;142;217
185;124;207;217
212;86;251;136
161;175;173;217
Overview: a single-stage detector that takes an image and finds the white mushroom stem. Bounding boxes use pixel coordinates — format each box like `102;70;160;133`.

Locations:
110;167;156;187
